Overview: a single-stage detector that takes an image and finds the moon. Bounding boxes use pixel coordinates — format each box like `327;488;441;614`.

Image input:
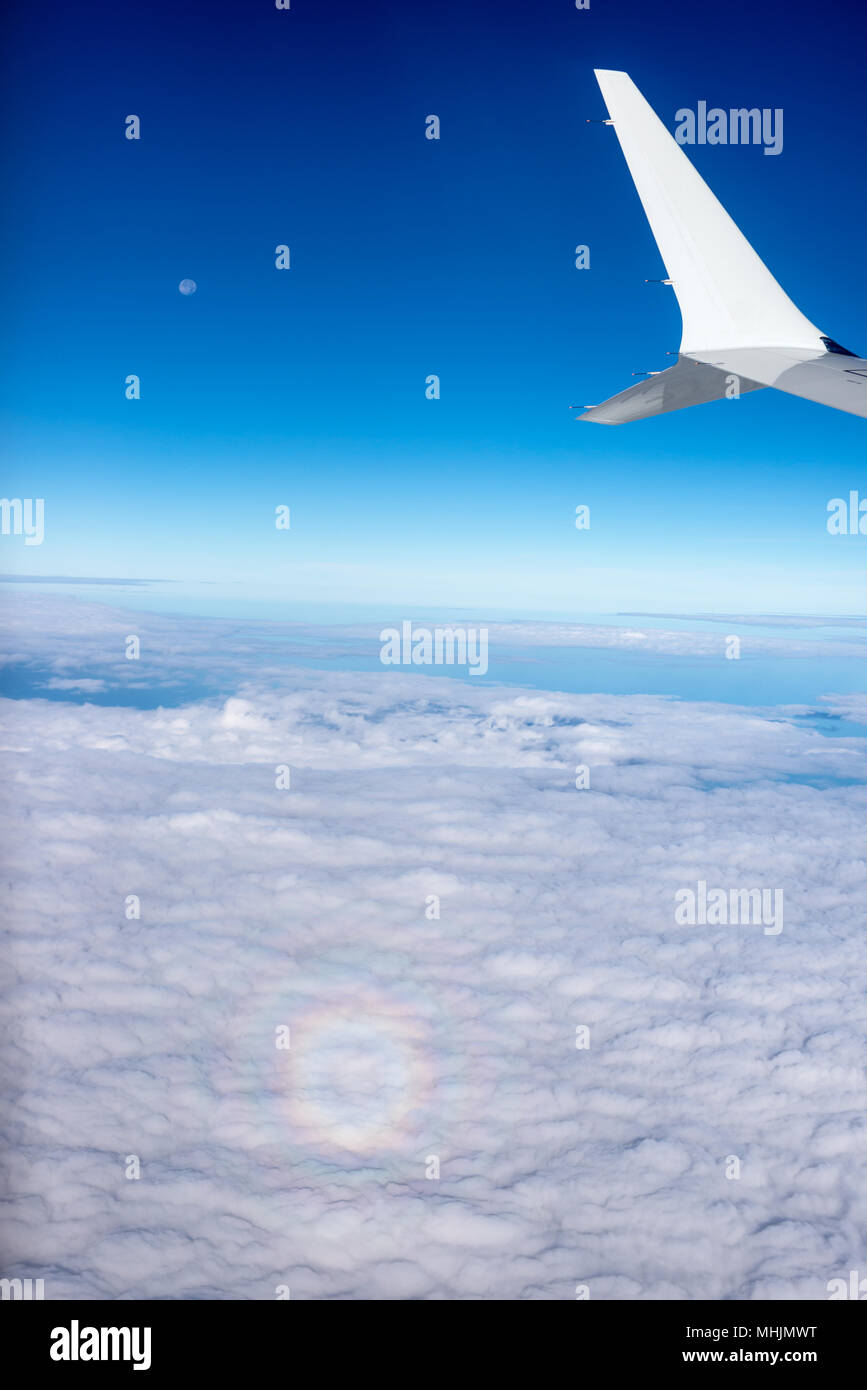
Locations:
178;279;197;296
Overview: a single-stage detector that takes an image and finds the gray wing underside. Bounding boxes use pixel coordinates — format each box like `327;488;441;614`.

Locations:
579;355;765;425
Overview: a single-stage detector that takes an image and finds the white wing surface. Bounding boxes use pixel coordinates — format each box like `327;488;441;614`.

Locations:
581;70;866;422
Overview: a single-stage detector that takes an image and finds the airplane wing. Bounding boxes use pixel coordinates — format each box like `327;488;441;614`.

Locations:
581;70;866;422
580;355;764;424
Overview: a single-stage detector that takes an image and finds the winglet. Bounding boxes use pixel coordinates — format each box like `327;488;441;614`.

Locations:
593;69;824;353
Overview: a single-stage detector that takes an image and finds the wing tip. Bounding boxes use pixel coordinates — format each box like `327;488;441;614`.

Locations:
593;68;631;89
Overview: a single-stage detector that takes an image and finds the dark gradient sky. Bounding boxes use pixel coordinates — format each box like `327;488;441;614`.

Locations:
2;0;865;611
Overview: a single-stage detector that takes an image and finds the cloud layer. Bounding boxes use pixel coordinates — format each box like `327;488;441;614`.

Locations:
1;599;866;1299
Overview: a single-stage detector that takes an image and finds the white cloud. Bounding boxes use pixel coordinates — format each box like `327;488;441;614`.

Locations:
1;598;866;1300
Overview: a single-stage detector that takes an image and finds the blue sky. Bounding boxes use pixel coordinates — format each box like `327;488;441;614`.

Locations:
2;0;866;612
